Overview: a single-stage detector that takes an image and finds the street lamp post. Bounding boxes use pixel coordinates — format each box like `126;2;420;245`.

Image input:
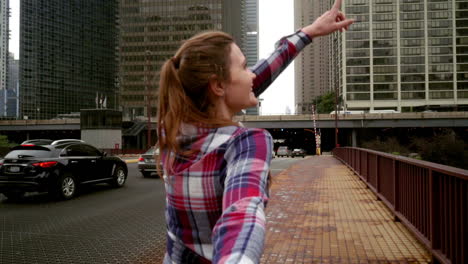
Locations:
145;50;152;149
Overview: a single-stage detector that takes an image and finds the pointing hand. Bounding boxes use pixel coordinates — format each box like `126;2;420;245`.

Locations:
302;0;355;38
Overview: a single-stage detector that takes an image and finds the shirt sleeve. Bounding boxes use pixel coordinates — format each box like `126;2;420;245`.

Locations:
250;30;312;97
212;129;273;264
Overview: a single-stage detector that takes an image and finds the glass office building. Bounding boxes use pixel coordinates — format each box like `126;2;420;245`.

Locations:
0;0;8;93
19;1;118;120
7;53;18;117
344;0;468;111
118;0;249;120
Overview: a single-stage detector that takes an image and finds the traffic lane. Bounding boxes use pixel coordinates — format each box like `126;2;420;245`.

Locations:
0;162;167;264
270;156;306;176
0;158;302;264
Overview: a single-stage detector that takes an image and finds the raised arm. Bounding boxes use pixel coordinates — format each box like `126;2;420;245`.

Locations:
251;0;354;97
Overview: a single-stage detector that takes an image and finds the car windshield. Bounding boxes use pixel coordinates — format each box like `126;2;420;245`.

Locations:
294;149;301;151
144;147;160;155
278;147;287;150
5;149;53;159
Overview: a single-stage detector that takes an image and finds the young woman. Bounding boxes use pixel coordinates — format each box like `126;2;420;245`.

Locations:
158;1;353;263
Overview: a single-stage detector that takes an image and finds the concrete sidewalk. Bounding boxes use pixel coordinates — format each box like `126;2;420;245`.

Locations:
260;155;430;264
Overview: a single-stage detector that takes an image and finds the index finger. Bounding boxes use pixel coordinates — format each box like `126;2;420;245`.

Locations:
333;0;342;10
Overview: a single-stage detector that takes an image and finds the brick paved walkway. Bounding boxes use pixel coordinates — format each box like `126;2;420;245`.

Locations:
261;155;431;264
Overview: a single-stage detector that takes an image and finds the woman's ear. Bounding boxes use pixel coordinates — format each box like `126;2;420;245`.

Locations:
208;75;225;97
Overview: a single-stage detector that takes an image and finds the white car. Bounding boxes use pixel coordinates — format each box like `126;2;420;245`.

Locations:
276;146;291;157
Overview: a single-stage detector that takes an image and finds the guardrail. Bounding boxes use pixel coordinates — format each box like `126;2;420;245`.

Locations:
333;147;467;264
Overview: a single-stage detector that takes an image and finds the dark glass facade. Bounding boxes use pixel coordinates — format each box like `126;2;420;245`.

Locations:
19;0;118;120
119;0;247;120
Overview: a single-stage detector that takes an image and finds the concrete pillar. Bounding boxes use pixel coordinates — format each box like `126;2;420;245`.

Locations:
352;129;357;147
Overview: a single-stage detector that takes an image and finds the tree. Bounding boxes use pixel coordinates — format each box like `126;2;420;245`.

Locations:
314;91;339;114
0;134;14;148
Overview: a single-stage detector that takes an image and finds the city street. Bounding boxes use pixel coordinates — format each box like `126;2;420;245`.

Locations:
0;157;302;263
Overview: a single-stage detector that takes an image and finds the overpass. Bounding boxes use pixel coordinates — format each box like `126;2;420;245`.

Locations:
0;112;466;150
236;112;468;129
0;112;467;131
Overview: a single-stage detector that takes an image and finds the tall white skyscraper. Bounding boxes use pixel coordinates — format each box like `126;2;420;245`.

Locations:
343;0;468;111
0;0;9;92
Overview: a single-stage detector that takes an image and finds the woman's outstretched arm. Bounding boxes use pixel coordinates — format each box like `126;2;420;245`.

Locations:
252;0;354;97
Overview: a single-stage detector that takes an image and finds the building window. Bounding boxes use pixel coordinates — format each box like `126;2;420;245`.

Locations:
401;74;425;82
374;92;397;100
401;83;425;91
402;92;425;100
374;74;397;82
430;91;453;99
429;82;453;90
374;83;397;91
347;84;370;92
401;65;425;73
347;93;370;100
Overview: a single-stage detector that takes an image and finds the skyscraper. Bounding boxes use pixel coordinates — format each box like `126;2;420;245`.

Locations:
118;0;250;120
19;1;118;120
243;0;260;115
243;0;259;68
343;0;468;111
0;0;8;93
7;52;18;117
294;0;337;114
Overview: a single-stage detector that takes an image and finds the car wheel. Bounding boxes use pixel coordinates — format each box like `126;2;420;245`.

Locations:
56;174;77;200
111;166;127;188
3;191;25;201
142;171;152;178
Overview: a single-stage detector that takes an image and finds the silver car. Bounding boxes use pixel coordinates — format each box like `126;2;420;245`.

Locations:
138;147;162;178
276;146;291;157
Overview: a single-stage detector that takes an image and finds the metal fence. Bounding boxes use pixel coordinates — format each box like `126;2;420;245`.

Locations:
333;147;467;264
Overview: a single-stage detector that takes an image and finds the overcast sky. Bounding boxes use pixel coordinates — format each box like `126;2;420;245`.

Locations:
9;1;295;115
8;0;20;59
258;0;294;115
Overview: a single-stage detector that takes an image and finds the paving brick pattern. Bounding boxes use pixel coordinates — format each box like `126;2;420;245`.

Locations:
261;156;431;264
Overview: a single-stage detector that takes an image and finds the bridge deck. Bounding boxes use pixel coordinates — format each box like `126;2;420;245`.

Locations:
261;156;430;263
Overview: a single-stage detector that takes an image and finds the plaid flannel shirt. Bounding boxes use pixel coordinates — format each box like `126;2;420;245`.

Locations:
163;30;312;264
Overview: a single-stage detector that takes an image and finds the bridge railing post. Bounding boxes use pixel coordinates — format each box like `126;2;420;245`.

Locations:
393;159;400;221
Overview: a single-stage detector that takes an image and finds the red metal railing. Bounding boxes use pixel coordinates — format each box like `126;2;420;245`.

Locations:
333;147;467;264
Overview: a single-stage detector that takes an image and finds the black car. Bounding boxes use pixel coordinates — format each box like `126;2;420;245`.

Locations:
0;141;128;200
291;148;306;158
138;147;162;178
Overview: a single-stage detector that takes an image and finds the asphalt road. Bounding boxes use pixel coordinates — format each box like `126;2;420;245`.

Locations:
0;157;302;264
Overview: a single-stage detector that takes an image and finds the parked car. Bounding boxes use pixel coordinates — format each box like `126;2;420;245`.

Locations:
21;139;53;145
291;148;306;158
277;146;291;157
138;147;162;177
21;139;84;146
0;141;127;201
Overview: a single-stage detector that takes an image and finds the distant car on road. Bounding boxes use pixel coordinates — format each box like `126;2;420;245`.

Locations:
138;147;162;178
277;146;291;157
291;148;306;158
0;141;127;201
